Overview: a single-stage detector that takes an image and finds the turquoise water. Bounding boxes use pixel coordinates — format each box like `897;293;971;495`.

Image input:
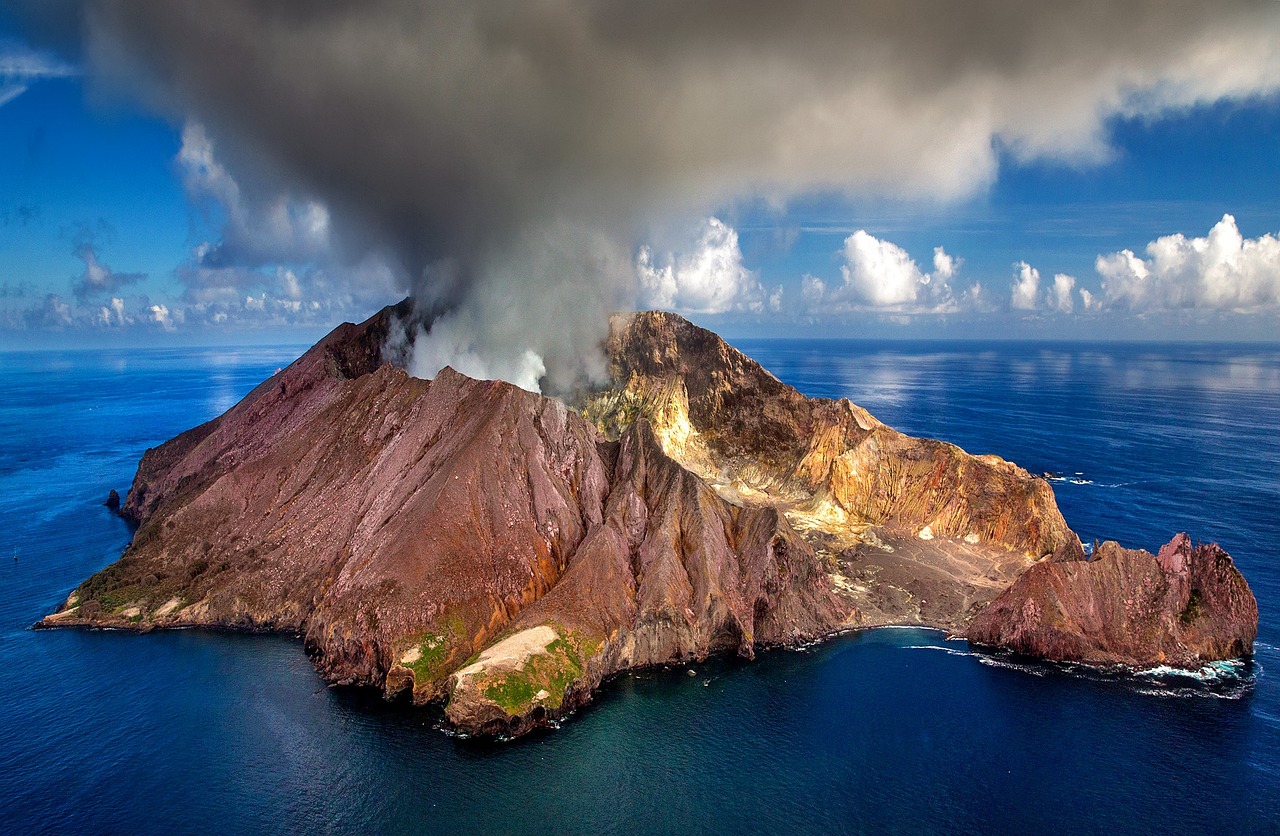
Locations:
0;342;1276;834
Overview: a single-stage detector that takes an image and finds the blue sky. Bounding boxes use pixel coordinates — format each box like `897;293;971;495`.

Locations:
2;4;1280;353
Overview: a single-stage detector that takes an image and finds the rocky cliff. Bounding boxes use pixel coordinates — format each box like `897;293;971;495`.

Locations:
965;533;1257;667
39;304;1258;736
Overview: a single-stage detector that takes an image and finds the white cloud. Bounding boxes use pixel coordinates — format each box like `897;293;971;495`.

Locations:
108;297;127;326
0;40;77;108
802;232;973;314
1051;273;1076;314
1079;288;1101;312
637;217;773;314
1010;262;1040;311
1097;214;1280;311
150;303;175;331
841;231;930;307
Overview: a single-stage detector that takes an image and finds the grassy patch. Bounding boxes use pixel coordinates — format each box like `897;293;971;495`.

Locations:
405;634;453;681
402;614;469;684
478;630;600;714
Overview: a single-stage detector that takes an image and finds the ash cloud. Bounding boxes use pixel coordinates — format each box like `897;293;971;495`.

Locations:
14;1;1280;387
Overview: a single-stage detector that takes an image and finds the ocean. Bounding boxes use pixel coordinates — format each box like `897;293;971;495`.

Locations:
0;340;1276;834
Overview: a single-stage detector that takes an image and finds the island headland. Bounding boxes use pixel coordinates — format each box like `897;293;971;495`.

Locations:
39;303;1258;737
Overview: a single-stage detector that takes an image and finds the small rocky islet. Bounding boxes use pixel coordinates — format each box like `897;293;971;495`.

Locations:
39;303;1258;737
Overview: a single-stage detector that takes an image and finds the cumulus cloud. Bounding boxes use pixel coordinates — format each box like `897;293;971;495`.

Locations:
95;296;128;327
1010;262;1040;311
149;303;175;331
1010;264;1099;314
27;293;73;328
71;242;145;300
637;218;772;314
806;231;968;314
13;2;1280;378
1050;274;1077;314
1097;214;1280;311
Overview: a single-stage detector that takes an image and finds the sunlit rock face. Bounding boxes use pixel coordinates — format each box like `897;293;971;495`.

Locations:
579;310;1080;629
39;303;1256;737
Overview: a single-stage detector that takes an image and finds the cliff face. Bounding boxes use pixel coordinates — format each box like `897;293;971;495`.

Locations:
39;305;1258;735
965;533;1258;667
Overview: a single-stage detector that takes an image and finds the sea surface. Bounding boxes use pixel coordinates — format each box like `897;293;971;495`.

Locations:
0;340;1277;834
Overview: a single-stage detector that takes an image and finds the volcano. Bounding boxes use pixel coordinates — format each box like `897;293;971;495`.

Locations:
40;304;1257;736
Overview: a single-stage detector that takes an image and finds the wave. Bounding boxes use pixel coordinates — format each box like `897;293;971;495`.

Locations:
1044;474;1094;486
1134;660;1246;682
901;644;976;658
1042;472;1138;489
903;641;1258;697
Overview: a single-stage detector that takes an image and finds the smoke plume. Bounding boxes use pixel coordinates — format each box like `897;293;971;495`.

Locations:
13;1;1280;389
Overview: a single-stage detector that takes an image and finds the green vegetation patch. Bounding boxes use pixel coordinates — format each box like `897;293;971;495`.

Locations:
1181;589;1205;625
403;613;468;685
479;630;600;715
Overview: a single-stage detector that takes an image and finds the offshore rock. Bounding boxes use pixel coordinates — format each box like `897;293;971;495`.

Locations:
965;533;1258;667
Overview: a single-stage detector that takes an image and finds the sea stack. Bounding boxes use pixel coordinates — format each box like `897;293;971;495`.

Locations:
965;532;1258;667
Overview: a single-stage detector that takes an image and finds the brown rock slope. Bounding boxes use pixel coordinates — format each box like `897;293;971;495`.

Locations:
965;533;1258;667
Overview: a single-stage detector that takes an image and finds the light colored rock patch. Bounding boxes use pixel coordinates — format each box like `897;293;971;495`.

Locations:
964;532;980;545
120;606;142;618
454;624;559;680
400;646;423;665
154;597;181;617
918;525;934;541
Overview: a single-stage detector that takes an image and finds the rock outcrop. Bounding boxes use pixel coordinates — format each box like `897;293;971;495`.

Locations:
965;533;1258;667
39;303;1258;735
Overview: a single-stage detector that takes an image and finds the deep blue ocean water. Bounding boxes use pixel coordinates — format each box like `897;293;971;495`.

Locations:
0;340;1277;834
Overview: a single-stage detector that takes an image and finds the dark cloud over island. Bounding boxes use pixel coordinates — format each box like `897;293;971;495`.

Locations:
11;1;1280;387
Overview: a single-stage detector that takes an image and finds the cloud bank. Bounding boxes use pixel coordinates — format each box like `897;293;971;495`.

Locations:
803;231;971;315
1097;214;1280;311
11;2;1280;378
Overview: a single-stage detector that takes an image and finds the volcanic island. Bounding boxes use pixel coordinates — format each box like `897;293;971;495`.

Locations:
39;304;1258;737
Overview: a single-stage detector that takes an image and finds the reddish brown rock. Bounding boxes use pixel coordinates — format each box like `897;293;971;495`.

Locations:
964;533;1257;667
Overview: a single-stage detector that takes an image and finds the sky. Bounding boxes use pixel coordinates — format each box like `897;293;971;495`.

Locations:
1;2;1279;373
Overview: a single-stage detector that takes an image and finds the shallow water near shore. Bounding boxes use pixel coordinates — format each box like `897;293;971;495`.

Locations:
1;340;1277;833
